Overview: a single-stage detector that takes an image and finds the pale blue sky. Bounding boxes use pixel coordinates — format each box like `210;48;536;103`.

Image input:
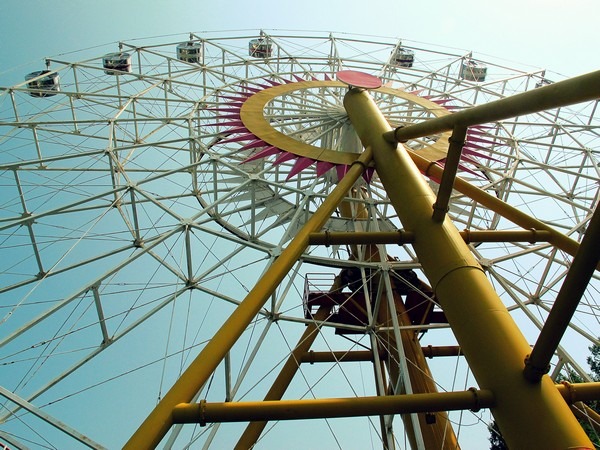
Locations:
1;0;599;85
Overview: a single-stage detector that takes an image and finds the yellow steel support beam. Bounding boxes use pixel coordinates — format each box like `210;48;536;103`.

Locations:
124;149;373;449
173;389;496;424
308;229;552;246
408;149;599;269
421;345;463;359
173;382;600;425
343;87;593;449
432;126;467;223
384;70;600;143
301;350;377;363
524;205;600;381
311;230;415;246
457;229;552;244
300;347;462;363
556;381;600;404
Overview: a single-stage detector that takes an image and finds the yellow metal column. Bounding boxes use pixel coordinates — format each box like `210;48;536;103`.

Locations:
343;87;593;449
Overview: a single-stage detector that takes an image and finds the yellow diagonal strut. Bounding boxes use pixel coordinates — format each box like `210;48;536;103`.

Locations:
124;148;373;449
343;87;593;449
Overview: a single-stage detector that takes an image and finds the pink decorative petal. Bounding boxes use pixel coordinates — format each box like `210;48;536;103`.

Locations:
466;128;488;136
286;157;315;180
462;147;498;161
459;155;482;166
204;120;245;127
467;136;508;146
206;107;242;113
240;139;268;151
243;146;281;163
264;78;282;86
462;141;489;151
242;86;263;93
362;167;375;183
431;98;453;105
324;73;332;81
219;94;251;101
316;160;335;177
219;132;256;144
336;165;349;180
293;74;306;82
214;113;241;119
469;124;494;131
457;163;485;178
222;126;250;135
438;158;484;178
273;152;297;165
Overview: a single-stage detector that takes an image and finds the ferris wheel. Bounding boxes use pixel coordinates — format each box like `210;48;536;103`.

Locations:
0;30;598;449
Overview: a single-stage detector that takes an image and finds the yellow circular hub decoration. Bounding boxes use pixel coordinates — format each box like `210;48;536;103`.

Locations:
240;79;453;165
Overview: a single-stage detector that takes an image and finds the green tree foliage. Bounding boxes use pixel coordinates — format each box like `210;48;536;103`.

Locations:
589;343;600;383
581;342;600;446
489;342;600;449
488;420;508;450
